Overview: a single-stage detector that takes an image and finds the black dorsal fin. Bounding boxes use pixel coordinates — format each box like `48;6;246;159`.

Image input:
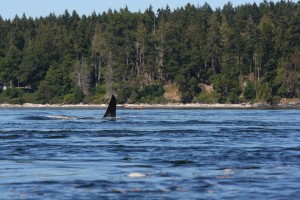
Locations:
103;95;116;118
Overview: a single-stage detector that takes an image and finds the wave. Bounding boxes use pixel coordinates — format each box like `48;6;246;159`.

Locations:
20;115;98;120
46;115;78;120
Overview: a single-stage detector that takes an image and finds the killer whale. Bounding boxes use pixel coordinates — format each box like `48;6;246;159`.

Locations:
103;95;116;118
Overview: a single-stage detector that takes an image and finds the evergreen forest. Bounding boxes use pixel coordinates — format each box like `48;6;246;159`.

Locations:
0;1;299;104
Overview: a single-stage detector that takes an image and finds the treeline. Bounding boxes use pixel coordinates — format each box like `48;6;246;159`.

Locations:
0;1;299;104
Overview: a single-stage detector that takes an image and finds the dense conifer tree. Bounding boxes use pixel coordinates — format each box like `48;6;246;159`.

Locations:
0;1;299;104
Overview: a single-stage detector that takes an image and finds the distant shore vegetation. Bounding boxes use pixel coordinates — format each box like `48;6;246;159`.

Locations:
0;1;299;105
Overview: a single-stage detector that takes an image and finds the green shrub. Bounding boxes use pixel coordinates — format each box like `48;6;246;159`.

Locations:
64;94;75;104
73;87;84;103
94;84;106;95
50;96;64;104
140;84;165;103
5;88;24;98
129;90;140;103
266;95;281;105
86;94;106;104
194;91;221;104
114;83;132;104
36;81;54;102
22;92;38;103
244;81;256;100
8;98;25;105
228;87;242;103
0;93;9;103
64;87;84;104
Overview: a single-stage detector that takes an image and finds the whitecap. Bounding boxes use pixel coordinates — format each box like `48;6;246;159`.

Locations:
127;172;147;178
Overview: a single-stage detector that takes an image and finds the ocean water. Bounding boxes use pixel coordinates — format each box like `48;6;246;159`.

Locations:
0;108;300;199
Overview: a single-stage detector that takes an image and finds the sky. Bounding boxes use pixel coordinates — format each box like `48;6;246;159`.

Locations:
0;0;295;19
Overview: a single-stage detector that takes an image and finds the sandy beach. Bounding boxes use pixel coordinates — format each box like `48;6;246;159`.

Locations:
0;102;299;109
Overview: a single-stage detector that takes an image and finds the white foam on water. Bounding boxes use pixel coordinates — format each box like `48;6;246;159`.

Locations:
127;172;147;178
46;115;77;120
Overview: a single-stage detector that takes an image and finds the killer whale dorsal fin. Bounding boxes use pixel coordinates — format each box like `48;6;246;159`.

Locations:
103;95;116;118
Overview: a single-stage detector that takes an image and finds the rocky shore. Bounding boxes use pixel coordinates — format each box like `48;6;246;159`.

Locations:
0;102;299;109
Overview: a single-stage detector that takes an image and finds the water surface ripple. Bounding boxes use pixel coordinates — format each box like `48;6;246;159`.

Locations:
0;108;300;199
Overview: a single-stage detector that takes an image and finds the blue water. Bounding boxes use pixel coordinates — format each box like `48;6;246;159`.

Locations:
0;108;300;199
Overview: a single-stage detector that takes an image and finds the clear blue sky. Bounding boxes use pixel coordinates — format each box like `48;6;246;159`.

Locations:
0;0;293;19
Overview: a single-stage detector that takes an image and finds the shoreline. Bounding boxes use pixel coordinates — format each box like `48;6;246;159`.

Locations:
0;102;299;109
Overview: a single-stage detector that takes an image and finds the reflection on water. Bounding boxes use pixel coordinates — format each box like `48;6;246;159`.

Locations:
0;108;300;199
